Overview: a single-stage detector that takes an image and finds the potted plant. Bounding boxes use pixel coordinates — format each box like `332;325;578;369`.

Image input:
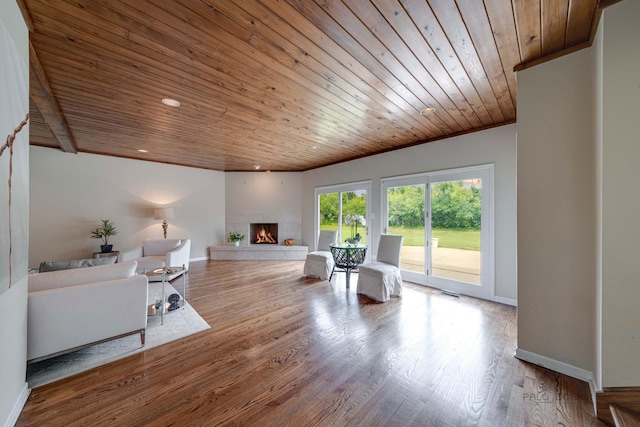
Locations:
91;219;118;253
344;214;366;244
227;231;244;247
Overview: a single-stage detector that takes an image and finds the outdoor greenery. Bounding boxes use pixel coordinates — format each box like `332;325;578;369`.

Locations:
320;192;368;243
387;185;425;228
388;226;481;251
387;182;481;230
319;181;481;250
430;182;481;229
319;192;366;225
321;223;480;250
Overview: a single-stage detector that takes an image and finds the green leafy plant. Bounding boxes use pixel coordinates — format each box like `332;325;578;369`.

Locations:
91;219;118;245
227;231;244;242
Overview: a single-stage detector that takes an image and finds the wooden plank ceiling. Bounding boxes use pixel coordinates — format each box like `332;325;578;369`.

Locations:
22;0;605;172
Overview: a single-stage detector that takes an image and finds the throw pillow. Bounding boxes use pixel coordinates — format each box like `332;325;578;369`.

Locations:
38;256;116;273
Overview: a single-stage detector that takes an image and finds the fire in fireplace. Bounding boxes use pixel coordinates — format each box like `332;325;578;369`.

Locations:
250;223;278;244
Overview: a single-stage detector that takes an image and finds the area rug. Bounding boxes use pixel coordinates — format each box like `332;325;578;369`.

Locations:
26;281;210;388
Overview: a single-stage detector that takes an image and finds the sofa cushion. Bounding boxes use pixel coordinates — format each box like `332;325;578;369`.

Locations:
143;239;182;256
39;256;116;273
29;260;138;292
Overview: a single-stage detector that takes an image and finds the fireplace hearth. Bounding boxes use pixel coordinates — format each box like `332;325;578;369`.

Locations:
250;223;278;244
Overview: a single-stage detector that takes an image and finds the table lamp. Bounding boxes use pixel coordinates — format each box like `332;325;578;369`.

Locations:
154;207;175;239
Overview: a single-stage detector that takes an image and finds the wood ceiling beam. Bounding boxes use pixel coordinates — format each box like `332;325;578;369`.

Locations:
598;0;625;9
515;1;615;72
15;0;34;31
590;0;624;45
29;41;77;153
513;41;590;72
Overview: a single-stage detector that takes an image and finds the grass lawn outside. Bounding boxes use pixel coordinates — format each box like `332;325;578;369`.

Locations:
431;228;480;251
320;223;479;251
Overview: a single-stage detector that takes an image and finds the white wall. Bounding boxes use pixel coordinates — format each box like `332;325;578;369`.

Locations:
600;0;640;387
516;0;640;390
516;45;598;377
302;125;517;302
30;147;225;266
593;10;604;391
0;0;30;425
224;172;302;246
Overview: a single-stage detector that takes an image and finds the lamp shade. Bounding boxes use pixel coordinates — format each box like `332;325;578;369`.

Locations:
154;207;175;220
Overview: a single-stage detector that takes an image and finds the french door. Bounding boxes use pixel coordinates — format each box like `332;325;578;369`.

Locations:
381;166;494;300
314;181;371;252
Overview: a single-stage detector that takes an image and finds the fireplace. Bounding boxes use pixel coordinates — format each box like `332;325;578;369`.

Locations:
250;223;278;244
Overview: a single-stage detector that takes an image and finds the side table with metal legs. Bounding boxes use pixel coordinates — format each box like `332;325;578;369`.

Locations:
145;264;187;325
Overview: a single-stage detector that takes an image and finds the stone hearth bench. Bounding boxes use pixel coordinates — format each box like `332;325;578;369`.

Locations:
209;245;308;261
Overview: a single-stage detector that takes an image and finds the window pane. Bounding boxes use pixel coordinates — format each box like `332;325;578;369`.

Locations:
341;191;367;244
430;180;481;284
387;184;425;273
319;193;339;235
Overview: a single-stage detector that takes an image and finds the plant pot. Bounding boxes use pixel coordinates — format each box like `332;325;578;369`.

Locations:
100;244;113;253
234;241;240;247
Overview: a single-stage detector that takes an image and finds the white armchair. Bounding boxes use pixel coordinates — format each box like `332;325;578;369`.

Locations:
357;234;404;302
118;239;191;274
303;230;338;280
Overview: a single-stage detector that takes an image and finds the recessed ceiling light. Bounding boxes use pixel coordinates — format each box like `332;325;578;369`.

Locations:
311;145;318;150
161;98;181;107
254;165;261;170
421;107;436;116
137;149;149;153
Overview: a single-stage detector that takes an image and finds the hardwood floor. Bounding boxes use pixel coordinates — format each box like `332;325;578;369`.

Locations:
17;260;604;426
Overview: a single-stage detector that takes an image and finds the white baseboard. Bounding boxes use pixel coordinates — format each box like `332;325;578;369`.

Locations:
515;348;598;414
3;383;29;427
493;296;517;307
190;257;209;262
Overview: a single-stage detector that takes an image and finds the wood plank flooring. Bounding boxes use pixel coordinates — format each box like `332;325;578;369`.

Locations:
17;260;604;426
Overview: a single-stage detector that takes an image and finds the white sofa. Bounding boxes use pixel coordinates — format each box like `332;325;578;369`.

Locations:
118;239;191;274
27;260;148;363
